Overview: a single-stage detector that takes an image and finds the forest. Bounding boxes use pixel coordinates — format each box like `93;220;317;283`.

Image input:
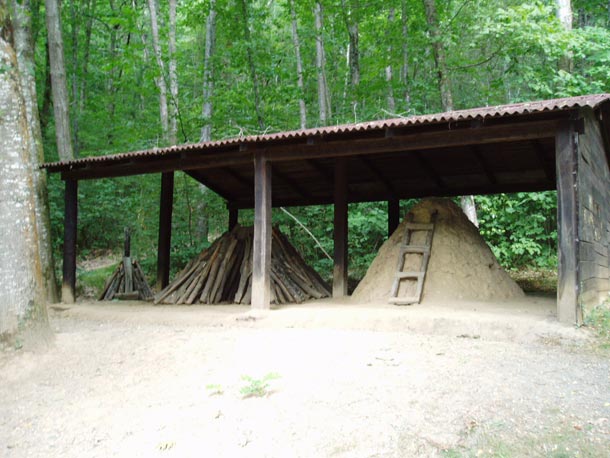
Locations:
3;0;610;306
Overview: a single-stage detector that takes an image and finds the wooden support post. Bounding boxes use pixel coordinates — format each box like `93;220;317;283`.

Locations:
157;172;174;289
388;198;400;237
62;178;78;303
228;206;239;231
333;158;348;297
252;151;272;309
555;122;581;324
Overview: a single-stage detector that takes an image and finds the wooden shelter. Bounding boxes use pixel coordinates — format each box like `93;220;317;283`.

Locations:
43;95;610;324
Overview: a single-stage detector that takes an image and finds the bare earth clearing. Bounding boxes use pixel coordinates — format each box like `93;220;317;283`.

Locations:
1;297;609;457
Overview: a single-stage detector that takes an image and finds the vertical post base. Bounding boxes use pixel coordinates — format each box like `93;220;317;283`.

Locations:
333;158;348;297
251;152;272;309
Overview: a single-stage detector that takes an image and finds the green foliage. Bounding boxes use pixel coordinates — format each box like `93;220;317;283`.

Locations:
477;192;557;269
77;264;116;298
585;302;610;348
240;373;281;398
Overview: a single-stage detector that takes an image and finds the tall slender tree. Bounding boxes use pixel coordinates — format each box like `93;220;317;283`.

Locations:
239;0;265;131
168;0;179;144
422;0;478;226
289;0;307;129
148;0;169;144
557;0;573;72
314;1;330;125
200;0;217;142
45;0;75;160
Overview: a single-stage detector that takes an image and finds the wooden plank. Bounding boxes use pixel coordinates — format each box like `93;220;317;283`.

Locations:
555;122;581;324
388;198;400;237
62;178;78;304
157;172;174;289
228;206;239;231
333;157;348;297
251;151;272;309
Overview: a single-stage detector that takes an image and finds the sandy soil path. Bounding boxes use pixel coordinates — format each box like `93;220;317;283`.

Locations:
1;299;609;457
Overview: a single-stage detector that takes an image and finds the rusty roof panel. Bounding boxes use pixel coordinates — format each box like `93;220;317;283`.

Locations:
43;94;610;171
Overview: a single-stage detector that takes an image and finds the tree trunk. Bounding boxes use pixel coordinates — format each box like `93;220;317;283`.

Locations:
80;0;96;110
422;0;453;111
556;0;573;72
314;2;330;125
168;0;178;145
341;1;360;91
69;0;79;155
10;0;59;304
147;0;169;144
45;0;75;160
289;0;307;130
239;0;265;131
200;0;217;142
0;28;49;340
386;7;396;113
400;0;410;110
423;0;478;225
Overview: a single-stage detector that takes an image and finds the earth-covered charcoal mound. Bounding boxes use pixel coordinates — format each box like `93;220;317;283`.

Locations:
352;198;524;303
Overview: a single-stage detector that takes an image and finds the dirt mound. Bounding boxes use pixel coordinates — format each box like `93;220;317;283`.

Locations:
352;198;524;303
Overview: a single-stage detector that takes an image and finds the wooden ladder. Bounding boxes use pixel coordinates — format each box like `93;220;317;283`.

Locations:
389;214;436;305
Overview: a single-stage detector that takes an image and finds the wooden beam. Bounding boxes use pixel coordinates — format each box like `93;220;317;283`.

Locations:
157;172;174;289
471;146;497;185
532;140;556;183
333;157;348;297
185;170;240;201
413;152;446;190
272;164;312;199
388;198;400;237
229;181;556;209
62;178;78;304
252;151;272;309
358;156;397;196
228;206;239;231
555;122;581;324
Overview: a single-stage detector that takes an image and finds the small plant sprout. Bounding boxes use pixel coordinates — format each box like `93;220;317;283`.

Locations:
240;373;281;398
205;383;224;396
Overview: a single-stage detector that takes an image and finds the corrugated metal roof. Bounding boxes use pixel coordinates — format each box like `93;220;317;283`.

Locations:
43;94;610;171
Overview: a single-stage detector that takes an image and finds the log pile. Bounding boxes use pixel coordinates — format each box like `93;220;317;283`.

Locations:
154;225;331;305
99;259;154;301
100;228;154;301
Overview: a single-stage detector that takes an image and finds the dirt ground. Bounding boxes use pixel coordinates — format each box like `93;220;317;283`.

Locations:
1;296;609;457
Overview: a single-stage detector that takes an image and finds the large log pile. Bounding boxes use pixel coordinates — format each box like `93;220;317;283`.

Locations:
154;225;330;305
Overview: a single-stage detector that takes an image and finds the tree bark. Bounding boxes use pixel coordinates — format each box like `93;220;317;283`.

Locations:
422;0;453;111
314;2;330;125
0;28;49;339
386;7;396;113
239;0;265;131
400;0;410;110
200;0;217;142
556;0;573;72
168;0;178;145
80;0;96;110
289;0;307;130
10;0;59;303
45;0;75;160
148;0;169;144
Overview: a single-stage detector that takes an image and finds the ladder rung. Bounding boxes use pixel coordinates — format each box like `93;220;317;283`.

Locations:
400;245;430;254
388;296;419;304
405;223;434;231
396;271;424;279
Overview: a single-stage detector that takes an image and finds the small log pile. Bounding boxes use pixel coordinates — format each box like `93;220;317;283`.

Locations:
100;228;154;301
154;225;331;305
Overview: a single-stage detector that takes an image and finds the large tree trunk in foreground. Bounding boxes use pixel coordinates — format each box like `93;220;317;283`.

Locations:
11;0;59;303
45;0;75;161
0;31;49;340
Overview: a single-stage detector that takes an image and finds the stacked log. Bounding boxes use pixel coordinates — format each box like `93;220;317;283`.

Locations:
154;225;330;305
99;259;154;301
